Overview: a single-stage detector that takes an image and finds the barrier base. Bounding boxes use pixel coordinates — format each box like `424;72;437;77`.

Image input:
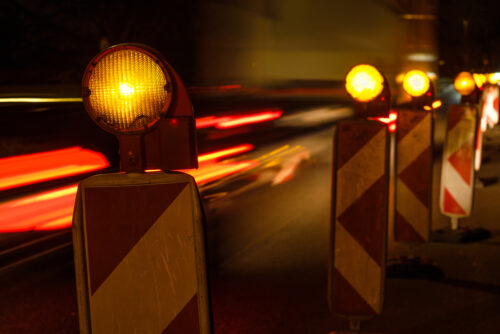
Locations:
430;227;491;243
386;256;443;280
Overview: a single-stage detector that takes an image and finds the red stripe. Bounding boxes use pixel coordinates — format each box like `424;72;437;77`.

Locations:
443;187;466;215
332;268;377;316
447;141;474;186
162;295;200;334
336;120;385;170
337;177;387;266
84;182;188;295
394;211;425;242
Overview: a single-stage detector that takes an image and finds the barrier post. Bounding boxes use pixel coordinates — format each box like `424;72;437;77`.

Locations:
329;64;390;333
73;44;212;333
434;72;490;242
387;70;442;279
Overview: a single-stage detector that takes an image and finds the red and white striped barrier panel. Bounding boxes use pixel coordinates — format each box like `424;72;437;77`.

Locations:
395;110;433;242
329;120;389;316
440;105;477;218
73;172;212;334
476;85;499;170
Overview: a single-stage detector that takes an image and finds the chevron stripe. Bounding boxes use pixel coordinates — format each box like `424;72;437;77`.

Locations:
440;105;476;217
440;159;472;216
336;129;387;215
334;222;382;313
397;112;431;174
90;186;199;333
396;179;429;239
331;120;387;317
395;111;431;242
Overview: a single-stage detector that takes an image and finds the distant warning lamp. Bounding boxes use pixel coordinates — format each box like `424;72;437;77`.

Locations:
345;64;384;102
473;73;487;89
487;73;500;85
454;72;476;96
82;44;197;172
82;44;172;134
403;70;430;97
345;64;390;118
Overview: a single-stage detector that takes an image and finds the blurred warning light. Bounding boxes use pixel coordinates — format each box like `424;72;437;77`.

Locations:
345;64;384;102
454;72;476;96
371;111;398;133
0;147;109;191
403;70;430;97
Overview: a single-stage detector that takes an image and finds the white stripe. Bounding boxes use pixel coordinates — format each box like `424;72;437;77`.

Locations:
396;179;429;239
336;129;386;215
334;222;382;314
440;159;473;216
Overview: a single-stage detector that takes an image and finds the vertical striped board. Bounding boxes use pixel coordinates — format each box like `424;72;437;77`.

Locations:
72;172;212;334
395;110;433;242
440;105;477;218
329;119;389;317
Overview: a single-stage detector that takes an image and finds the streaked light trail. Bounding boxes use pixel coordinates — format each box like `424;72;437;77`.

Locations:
0;147;109;191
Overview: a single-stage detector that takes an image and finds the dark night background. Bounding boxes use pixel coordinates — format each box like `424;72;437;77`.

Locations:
0;0;199;85
1;0;500;84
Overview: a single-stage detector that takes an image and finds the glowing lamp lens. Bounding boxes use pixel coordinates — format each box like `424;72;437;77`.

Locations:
345;64;384;102
84;47;171;134
487;73;500;85
454;72;476;96
403;70;430;97
473;73;486;89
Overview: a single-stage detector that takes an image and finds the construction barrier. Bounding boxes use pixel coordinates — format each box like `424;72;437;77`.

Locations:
440;105;477;218
73;172;212;334
476;85;499;170
395;110;433;242
329;119;389;316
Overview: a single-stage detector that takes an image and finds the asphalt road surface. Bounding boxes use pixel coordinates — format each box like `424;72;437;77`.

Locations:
1;123;500;333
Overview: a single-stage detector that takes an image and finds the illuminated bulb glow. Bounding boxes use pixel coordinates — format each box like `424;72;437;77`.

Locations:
0;147;109;191
432;100;442;109
371;111;398;133
86;48;169;133
454;72;476;96
119;82;135;97
345;64;384;102
473;73;487;88
403;70;430;97
487;73;500;85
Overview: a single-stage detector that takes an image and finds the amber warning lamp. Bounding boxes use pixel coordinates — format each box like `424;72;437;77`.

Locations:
454;71;480;105
402;70;434;110
345;64;391;118
82;43;197;172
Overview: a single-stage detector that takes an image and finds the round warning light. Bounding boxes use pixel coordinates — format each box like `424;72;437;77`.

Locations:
487;73;500;85
454;72;476;96
473;73;487;89
403;70;430;97
345;64;384;102
82;44;172;134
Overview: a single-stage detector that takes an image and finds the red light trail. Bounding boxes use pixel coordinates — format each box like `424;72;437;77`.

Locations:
196;110;283;130
0;147;109;191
